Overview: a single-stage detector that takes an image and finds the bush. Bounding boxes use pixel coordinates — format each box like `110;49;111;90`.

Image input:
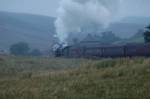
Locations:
10;42;30;56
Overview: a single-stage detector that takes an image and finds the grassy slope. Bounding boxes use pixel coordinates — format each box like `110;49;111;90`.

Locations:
0;11;56;50
0;55;150;99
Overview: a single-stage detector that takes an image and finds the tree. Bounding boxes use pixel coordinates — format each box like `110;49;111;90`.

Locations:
10;42;30;56
72;37;79;44
144;24;150;43
101;31;121;44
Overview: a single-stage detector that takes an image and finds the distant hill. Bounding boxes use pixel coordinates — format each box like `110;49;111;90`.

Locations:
127;30;145;43
0;11;56;50
0;11;149;51
121;16;150;25
108;16;150;38
108;22;145;38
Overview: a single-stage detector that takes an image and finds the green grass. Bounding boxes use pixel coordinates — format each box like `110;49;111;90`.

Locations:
0;55;150;99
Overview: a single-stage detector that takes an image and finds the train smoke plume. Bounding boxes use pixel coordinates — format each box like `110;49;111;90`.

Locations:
55;0;122;42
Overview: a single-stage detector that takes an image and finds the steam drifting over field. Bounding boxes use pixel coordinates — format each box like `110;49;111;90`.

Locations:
55;0;122;42
55;0;150;43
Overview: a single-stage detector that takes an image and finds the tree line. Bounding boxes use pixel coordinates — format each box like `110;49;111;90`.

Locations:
10;42;42;56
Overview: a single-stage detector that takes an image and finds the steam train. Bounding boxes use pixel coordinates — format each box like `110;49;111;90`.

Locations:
55;42;150;58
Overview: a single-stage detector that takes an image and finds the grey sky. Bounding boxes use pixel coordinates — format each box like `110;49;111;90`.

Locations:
121;0;150;17
0;0;60;16
0;0;150;17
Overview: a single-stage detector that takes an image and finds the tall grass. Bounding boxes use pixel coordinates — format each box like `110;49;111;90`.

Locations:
0;55;150;99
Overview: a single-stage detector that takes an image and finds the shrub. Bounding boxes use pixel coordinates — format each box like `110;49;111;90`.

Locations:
10;42;30;56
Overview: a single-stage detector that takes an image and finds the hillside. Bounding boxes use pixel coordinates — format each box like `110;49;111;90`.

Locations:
109;16;150;38
121;16;150;25
0;11;149;51
108;22;145;38
0;56;150;99
0;11;56;50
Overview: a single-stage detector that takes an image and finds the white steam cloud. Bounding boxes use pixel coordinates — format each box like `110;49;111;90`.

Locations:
55;0;122;42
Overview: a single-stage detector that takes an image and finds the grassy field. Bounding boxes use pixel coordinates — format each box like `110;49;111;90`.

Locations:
0;55;150;99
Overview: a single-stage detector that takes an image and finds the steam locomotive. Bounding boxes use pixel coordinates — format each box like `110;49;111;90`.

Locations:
55;42;150;58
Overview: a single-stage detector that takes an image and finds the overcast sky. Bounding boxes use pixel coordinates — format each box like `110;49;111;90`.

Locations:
0;0;60;17
0;0;150;17
121;0;150;17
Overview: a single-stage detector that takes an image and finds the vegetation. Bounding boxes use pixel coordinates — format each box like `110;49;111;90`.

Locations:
0;55;150;99
127;29;145;43
10;42;30;56
10;42;44;56
101;31;121;44
144;24;150;43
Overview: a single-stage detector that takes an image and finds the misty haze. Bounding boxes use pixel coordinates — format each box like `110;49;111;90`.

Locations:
0;0;150;99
